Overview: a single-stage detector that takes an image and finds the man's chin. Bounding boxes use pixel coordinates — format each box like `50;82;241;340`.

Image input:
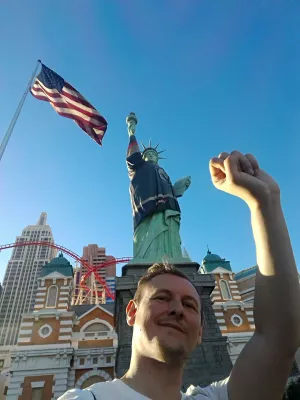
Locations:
157;340;187;365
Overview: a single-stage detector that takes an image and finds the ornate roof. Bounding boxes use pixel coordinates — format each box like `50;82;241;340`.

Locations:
40;252;73;277
201;249;232;273
71;304;114;317
203;252;222;262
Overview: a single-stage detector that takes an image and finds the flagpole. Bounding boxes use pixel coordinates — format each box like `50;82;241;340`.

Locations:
0;59;41;163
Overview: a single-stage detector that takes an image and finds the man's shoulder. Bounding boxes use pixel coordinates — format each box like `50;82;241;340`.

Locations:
184;377;229;399
58;378;229;400
58;380;120;400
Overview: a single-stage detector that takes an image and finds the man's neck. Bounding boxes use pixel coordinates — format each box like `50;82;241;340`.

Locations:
121;354;183;400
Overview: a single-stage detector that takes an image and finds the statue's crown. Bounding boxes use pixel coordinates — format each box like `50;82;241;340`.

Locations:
142;140;166;160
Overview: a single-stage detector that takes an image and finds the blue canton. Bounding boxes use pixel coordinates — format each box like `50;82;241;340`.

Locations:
38;64;65;92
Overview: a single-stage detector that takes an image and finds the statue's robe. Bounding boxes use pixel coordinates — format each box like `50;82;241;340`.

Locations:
126;135;186;263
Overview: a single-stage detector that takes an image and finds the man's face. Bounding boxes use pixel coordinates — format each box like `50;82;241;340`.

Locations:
143;149;158;164
126;274;203;365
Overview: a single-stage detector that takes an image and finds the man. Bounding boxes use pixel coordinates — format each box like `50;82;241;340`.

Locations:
60;150;300;399
126;112;191;263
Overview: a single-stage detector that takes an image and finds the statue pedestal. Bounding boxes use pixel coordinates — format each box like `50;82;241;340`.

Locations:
115;262;232;389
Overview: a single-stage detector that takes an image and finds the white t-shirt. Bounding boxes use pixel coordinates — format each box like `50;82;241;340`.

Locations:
58;378;229;399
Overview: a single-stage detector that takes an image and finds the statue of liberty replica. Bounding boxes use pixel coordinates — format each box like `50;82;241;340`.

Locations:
115;112;232;386
126;112;191;263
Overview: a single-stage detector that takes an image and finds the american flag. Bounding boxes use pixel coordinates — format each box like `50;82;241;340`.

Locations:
30;63;107;146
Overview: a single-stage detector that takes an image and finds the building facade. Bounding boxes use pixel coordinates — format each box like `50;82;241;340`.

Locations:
235;266;257;303
0;346;11;398
6;253;117;399
73;245;116;305
235;264;300;380
200;250;255;364
0;213;56;347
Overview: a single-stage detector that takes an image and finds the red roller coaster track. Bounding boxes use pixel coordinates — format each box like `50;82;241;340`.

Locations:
0;241;131;301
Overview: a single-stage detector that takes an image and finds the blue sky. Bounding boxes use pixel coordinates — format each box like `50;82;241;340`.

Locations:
1;0;300;281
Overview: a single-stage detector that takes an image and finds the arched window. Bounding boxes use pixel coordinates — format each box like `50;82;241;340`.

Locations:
219;280;232;300
82;376;105;389
83;322;110;339
46;285;58;308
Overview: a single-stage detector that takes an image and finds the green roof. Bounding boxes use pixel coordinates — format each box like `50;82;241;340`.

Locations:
235;266;257;281
41;252;73;277
203;253;222;262
201;250;232;273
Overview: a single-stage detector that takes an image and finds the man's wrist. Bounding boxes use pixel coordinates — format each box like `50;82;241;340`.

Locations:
248;192;282;216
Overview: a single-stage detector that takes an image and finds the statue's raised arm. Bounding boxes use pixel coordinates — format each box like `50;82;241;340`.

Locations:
126;112;140;157
125;112;191;264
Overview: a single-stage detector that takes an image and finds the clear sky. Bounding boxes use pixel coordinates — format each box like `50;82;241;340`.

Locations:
1;0;300;281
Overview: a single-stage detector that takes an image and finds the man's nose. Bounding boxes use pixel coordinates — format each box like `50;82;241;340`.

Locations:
168;299;184;317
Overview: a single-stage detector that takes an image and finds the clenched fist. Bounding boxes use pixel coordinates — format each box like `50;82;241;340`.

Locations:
209;151;280;208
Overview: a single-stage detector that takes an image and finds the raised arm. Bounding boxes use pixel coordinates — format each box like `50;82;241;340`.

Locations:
126;112;144;171
209;151;300;400
127;134;141;158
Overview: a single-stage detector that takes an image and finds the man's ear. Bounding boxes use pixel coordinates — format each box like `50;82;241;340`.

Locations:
126;299;137;327
197;326;203;345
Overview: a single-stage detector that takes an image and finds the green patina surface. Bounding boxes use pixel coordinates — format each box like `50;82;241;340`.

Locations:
126;112;191;264
235;265;258;280
201;250;232;273
40;252;73;277
131;210;191;264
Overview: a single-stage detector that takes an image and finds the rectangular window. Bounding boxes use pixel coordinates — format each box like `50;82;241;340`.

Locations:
106;356;111;363
97;332;107;337
80;358;85;365
32;388;44;400
0;360;4;368
93;357;98;364
84;332;95;338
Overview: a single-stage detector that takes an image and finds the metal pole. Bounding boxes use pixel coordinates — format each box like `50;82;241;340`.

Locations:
0;60;41;162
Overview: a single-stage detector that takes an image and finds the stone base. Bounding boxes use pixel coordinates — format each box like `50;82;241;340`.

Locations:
122;261;201;276
115;262;232;388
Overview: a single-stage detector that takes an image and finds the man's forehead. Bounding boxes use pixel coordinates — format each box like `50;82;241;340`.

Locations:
146;274;199;299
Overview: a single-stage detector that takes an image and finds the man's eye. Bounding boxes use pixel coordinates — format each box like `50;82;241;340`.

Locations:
184;303;196;310
156;296;168;301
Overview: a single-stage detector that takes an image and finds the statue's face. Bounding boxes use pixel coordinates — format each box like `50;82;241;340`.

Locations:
143;149;158;164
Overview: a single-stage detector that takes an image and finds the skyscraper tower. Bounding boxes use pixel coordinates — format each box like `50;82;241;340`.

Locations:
0;213;56;345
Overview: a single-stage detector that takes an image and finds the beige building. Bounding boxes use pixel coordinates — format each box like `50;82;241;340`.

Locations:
202;254;300;380
0;213;56;347
235;266;257;303
5;253;117;399
200;251;255;365
235;265;300;380
0;346;12;398
0;213;56;397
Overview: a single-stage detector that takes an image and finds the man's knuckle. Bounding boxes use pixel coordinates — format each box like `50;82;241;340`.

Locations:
228;175;239;185
226;154;234;163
